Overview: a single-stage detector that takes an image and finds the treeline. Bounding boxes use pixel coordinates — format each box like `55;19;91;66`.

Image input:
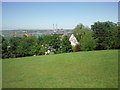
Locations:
2;34;72;58
1;21;120;59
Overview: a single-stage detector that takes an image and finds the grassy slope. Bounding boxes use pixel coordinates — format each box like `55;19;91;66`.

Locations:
2;50;118;88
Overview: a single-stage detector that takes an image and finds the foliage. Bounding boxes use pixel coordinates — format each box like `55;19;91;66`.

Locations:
2;37;9;58
80;33;96;51
61;35;72;53
91;21;119;50
2;34;63;58
39;34;62;54
48;34;62;53
72;24;91;42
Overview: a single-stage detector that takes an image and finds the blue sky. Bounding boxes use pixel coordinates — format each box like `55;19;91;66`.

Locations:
2;2;118;30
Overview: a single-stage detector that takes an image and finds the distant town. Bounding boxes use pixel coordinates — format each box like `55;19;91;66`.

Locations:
1;25;72;38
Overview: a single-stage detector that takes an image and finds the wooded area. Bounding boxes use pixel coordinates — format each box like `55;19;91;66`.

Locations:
1;21;120;58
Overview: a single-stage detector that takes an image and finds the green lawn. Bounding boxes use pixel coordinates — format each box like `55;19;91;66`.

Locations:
2;50;118;88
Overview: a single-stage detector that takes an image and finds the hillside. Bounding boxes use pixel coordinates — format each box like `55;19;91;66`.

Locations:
2;50;118;88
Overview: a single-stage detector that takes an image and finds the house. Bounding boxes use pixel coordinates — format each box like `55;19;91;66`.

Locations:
69;34;79;46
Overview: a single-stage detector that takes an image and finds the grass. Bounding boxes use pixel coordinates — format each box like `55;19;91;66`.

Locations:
2;50;118;88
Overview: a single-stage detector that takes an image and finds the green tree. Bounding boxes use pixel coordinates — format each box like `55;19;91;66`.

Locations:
80;33;96;51
16;36;40;57
41;34;62;54
8;37;22;58
61;35;72;53
22;36;38;56
72;24;91;42
91;21;118;50
2;37;9;58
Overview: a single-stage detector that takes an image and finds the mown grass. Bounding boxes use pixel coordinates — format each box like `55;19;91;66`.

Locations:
2;50;118;88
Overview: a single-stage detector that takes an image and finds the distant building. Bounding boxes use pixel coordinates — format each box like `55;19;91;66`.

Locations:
69;34;79;46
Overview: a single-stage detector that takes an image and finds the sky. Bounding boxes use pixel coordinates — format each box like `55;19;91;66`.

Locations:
2;2;118;30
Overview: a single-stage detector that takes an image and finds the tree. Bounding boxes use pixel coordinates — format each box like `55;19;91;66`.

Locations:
7;37;22;58
21;36;39;56
16;36;40;57
72;24;91;42
2;37;9;58
91;21;118;50
61;35;72;53
41;34;62;54
80;33;96;51
108;26;120;49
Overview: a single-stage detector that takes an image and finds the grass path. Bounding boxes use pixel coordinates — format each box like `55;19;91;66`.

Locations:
2;50;118;88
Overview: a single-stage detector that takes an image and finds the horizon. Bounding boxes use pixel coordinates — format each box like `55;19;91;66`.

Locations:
1;28;73;31
2;2;118;30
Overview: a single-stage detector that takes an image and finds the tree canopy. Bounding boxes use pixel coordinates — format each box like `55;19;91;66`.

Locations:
91;21;119;49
